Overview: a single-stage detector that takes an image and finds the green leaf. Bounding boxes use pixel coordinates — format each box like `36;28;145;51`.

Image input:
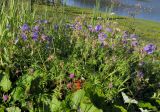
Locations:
121;92;138;104
50;95;61;112
0;75;12;92
138;101;157;111
80;97;102;112
6;106;21;112
0;106;5;112
139;108;150;112
156;100;160;105
71;89;85;109
114;105;127;112
11;87;24;101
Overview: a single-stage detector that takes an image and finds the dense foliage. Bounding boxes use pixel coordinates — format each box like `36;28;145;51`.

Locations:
0;0;160;112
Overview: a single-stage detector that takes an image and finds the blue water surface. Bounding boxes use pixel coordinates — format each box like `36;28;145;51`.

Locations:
63;0;160;22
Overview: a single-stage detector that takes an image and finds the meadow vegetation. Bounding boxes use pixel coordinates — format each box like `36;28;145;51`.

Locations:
0;0;160;111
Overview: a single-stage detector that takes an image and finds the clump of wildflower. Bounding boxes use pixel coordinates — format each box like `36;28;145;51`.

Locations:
95;25;102;32
69;74;75;79
122;39;127;44
74;22;82;30
143;44;156;54
130;34;138;39
131;41;138;47
69;24;75;29
122;31;129;38
3;94;9;102
98;32;107;43
88;25;94;32
21;24;30;32
21;33;27;41
32;25;40;32
32;32;39;40
42;20;48;24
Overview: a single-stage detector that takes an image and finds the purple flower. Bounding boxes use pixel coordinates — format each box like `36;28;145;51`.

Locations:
54;24;59;31
69;24;75;29
21;24;29;32
106;27;113;33
75;22;82;30
130;34;138;39
98;32;107;43
88;25;94;32
143;44;156;54
34;20;44;24
131;41;138;47
137;71;144;79
69;74;75;79
42;20;48;24
76;25;82;30
122;31;129;38
122;39;127;44
32;32;39;40
21;33;27;41
32;25;40;32
3;94;9;102
95;25;102;32
65;24;70;29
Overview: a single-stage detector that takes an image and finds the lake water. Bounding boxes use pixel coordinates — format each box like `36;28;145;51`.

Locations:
63;0;160;22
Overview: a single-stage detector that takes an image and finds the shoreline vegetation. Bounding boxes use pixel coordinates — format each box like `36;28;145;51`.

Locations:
35;3;160;46
0;0;160;111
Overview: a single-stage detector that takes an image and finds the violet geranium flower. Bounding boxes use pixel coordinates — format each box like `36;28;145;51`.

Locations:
32;32;39;41
21;24;30;32
21;33;27;41
143;44;156;54
95;25;102;32
98;32;107;43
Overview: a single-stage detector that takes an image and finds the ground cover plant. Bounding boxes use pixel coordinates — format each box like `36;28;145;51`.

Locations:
0;0;160;112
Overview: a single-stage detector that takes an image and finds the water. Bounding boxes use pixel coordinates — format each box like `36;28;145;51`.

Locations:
63;0;160;22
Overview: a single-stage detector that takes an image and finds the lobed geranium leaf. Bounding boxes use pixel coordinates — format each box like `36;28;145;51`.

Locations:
6;106;21;112
50;95;62;112
71;89;85;109
138;101;157;111
80;96;102;112
0;75;12;92
11;86;24;101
